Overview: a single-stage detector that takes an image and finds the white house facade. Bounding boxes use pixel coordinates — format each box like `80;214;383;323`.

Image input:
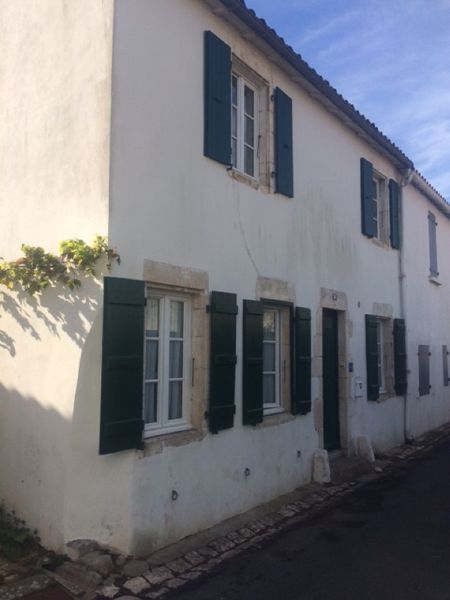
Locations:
1;0;449;556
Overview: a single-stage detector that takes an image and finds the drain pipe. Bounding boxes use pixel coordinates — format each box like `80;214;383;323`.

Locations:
399;167;414;442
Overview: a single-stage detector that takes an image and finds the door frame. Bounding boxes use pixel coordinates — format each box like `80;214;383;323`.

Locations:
317;288;350;454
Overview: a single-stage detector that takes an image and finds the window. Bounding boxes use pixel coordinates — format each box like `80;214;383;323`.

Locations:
372;171;388;243
365;315;394;401
428;212;438;279
361;159;400;248
231;73;257;178
204;31;293;196
143;293;191;435
263;308;281;411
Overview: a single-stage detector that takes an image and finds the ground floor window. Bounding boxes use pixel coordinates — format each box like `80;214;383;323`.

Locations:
144;293;191;435
262;304;291;414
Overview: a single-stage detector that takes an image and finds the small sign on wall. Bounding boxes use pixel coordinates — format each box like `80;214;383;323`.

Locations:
354;377;364;398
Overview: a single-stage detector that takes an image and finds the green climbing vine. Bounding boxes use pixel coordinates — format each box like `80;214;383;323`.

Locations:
0;236;120;296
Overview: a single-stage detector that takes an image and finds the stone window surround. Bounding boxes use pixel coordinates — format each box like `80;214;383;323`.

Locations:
140;260;209;457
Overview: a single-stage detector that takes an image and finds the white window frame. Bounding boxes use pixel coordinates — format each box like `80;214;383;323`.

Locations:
262;306;283;414
372;171;388;243
143;291;191;437
231;72;259;179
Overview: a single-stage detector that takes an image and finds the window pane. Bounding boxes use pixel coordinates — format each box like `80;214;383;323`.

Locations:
244;85;254;117
372;179;378;199
244;146;254;176
145;339;158;380
232;106;237;137
170;301;184;338
232;75;238;106
263;311;276;340
263;342;275;372
244;115;254;147
168;381;183;420
169;340;183;379
144;382;157;423
146;298;159;337
231;138;237;168
263;374;275;405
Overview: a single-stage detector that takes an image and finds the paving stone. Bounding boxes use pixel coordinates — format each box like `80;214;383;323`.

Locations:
208;537;235;554
54;561;102;592
221;547;243;561
144;566;172;585
123;560;149;577
226;531;246;545
196;546;218;558
166;558;190;574
116;597;140;600
123;576;150;595
81;551;114;576
248;520;265;534
183;551;204;567
166;577;186;590
237;527;254;539
65;539;100;562
181;570;203;581
278;506;296;518
98;583;121;598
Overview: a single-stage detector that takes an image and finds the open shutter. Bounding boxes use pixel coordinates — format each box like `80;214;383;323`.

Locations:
393;318;407;395
365;314;379;401
204;31;231;165
418;345;431;396
361;158;376;237
100;277;145;455
293;307;311;415
209;291;237;433
428;212;438;277
389;179;400;249
243;300;263;425
274;87;294;197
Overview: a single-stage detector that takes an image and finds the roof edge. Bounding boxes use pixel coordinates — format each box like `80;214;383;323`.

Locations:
218;0;414;170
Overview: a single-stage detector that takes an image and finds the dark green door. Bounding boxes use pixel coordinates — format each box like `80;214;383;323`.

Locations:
323;309;340;450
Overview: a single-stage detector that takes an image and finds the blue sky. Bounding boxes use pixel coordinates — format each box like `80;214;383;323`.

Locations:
245;0;450;200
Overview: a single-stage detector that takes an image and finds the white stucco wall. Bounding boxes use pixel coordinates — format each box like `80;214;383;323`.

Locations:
402;184;450;438
0;1;113;549
93;0;409;554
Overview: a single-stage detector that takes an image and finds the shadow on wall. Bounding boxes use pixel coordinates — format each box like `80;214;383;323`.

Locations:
0;382;70;549
0;275;103;356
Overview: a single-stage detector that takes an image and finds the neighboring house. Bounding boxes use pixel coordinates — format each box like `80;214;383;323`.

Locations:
1;0;449;556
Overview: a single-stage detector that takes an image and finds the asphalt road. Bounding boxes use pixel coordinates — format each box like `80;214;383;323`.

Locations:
170;439;450;600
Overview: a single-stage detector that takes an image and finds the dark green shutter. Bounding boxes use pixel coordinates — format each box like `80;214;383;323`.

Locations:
293;307;311;415
365;314;379;401
389;179;400;249
243;300;263;425
100;277;145;455
204;31;231;166
361;158;376;237
393;318;407;395
418;345;431;396
209;291;237;433
274;87;294;198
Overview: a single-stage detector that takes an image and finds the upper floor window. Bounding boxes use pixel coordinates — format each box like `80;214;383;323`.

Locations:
360;158;400;249
231;73;257;178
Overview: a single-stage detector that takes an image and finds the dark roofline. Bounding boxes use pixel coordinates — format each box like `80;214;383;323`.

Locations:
219;0;414;171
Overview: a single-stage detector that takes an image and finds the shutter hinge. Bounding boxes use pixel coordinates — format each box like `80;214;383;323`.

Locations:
204;410;209;420
206;304;211;313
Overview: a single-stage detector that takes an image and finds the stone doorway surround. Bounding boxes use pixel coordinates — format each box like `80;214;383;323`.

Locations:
314;288;351;454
